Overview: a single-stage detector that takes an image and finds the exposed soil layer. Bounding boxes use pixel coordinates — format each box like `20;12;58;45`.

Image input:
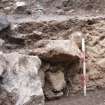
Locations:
1;16;105;96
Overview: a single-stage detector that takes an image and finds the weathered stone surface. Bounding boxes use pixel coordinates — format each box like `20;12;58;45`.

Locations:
43;65;66;99
88;69;103;80
70;31;83;48
14;1;29;14
99;39;105;47
0;52;6;76
0;52;44;105
0;39;5;47
39;70;45;88
96;59;105;69
30;40;81;63
0;16;9;31
46;71;66;91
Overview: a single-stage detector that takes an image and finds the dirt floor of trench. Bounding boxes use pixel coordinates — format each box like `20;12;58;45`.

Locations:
46;90;105;105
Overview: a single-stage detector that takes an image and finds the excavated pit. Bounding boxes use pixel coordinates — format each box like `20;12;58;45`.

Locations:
0;16;105;101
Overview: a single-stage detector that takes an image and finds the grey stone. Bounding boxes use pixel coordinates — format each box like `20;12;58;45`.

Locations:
0;16;9;31
14;1;27;14
0;39;5;47
46;71;66;91
70;31;83;48
0;52;44;105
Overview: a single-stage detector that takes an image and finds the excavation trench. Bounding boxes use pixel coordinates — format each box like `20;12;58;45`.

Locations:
0;0;105;105
10;17;105;99
0;15;105;105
